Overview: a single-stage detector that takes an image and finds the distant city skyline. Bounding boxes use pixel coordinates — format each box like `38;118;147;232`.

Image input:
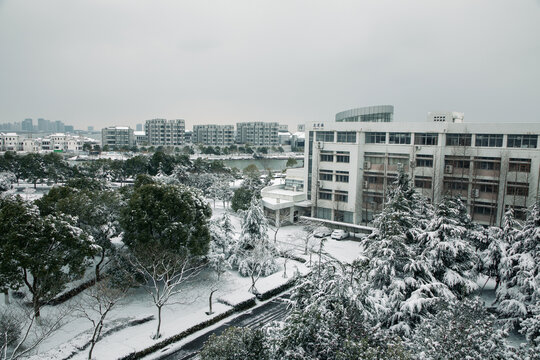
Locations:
1;0;539;129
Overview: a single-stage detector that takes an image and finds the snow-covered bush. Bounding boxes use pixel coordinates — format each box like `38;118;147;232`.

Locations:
407;298;517;359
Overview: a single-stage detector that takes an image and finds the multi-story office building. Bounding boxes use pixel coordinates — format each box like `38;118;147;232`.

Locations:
236;122;279;146
261;105;540;227
145;119;185;146
101;126;135;148
192;124;234;146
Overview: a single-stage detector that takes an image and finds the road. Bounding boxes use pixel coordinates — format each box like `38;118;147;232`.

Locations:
156;294;290;360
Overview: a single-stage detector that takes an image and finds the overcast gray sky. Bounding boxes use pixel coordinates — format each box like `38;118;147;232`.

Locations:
0;0;539;130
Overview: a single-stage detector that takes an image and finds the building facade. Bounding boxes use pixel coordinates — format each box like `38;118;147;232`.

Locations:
192;124;235;146
145;119;185;146
236;122;279;146
303;112;540;226
101;127;135;148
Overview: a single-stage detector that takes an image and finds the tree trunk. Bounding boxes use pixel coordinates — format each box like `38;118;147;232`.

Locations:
33;296;41;318
3;289;9;305
155;306;162;339
283;259;288;278
95;248;106;282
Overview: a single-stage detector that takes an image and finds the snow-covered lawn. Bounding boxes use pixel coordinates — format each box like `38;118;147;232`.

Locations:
6;202;362;360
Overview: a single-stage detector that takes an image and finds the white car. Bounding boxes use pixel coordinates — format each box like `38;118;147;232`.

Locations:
331;229;349;240
313;226;332;238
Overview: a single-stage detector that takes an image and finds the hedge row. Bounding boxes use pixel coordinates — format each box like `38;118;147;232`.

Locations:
48;277;97;306
118;297;256;360
257;278;298;301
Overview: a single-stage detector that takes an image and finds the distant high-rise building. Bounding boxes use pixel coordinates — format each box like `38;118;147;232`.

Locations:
22;118;33;132
136;123;143;131
54;120;65;133
236;122;279;146
192;124;234;146
38;118;47;132
145;119;185;146
64;125;74;133
88;126;94;131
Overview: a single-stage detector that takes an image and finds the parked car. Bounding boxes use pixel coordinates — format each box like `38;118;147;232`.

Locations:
331;229;349;240
313;226;332;238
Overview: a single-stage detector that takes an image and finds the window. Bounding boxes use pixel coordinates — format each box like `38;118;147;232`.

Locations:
336;151;350;163
416;155;433;168
365;132;386;144
476;182;498;193
316;207;332;220
318;189;332;200
475;134;503;147
444;178;469;191
414;133;438;146
507;182;529;196
320;151;333;162
509;158;531;172
473;204;496;216
335;190;348;203
507;135;537;148
445;156;470;169
337;132;356;143
474;157;501;171
414;176;432;189
388;132;411;144
335;171;349;183
446;133;472;146
319;170;333;181
316;131;335;142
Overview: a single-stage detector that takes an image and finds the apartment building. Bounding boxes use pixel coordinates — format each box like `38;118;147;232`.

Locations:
145;119;185;146
302;108;540;226
101;126;135;148
236;122;279;146
192;124;235;146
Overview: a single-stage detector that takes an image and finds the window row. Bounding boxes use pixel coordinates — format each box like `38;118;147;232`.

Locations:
320;151;350;163
318;189;349;203
319;170;350;183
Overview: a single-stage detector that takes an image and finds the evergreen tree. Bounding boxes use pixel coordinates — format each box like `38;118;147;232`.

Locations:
418;197;479;298
497;203;540;332
232;198;277;291
0;197;96;317
408;298;516;360
361;169;445;335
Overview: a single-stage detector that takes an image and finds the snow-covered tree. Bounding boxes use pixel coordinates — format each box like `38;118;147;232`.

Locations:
129;245;203;339
0;172;15;193
269;262;409;360
77;267;134;360
360;170;447;335
200;327;269;360
418;197;479;298
497;203;540;332
0;197;96;317
233;198;277;292
207;212;236;278
407;298;517;360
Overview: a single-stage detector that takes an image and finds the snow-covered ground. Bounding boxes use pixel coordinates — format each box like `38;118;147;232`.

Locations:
3;202;361;360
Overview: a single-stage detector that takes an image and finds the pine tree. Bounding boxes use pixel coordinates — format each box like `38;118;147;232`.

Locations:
408;298;517;360
361;169;446;335
418;197;479;298
232;198;277;291
497;203;540;333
